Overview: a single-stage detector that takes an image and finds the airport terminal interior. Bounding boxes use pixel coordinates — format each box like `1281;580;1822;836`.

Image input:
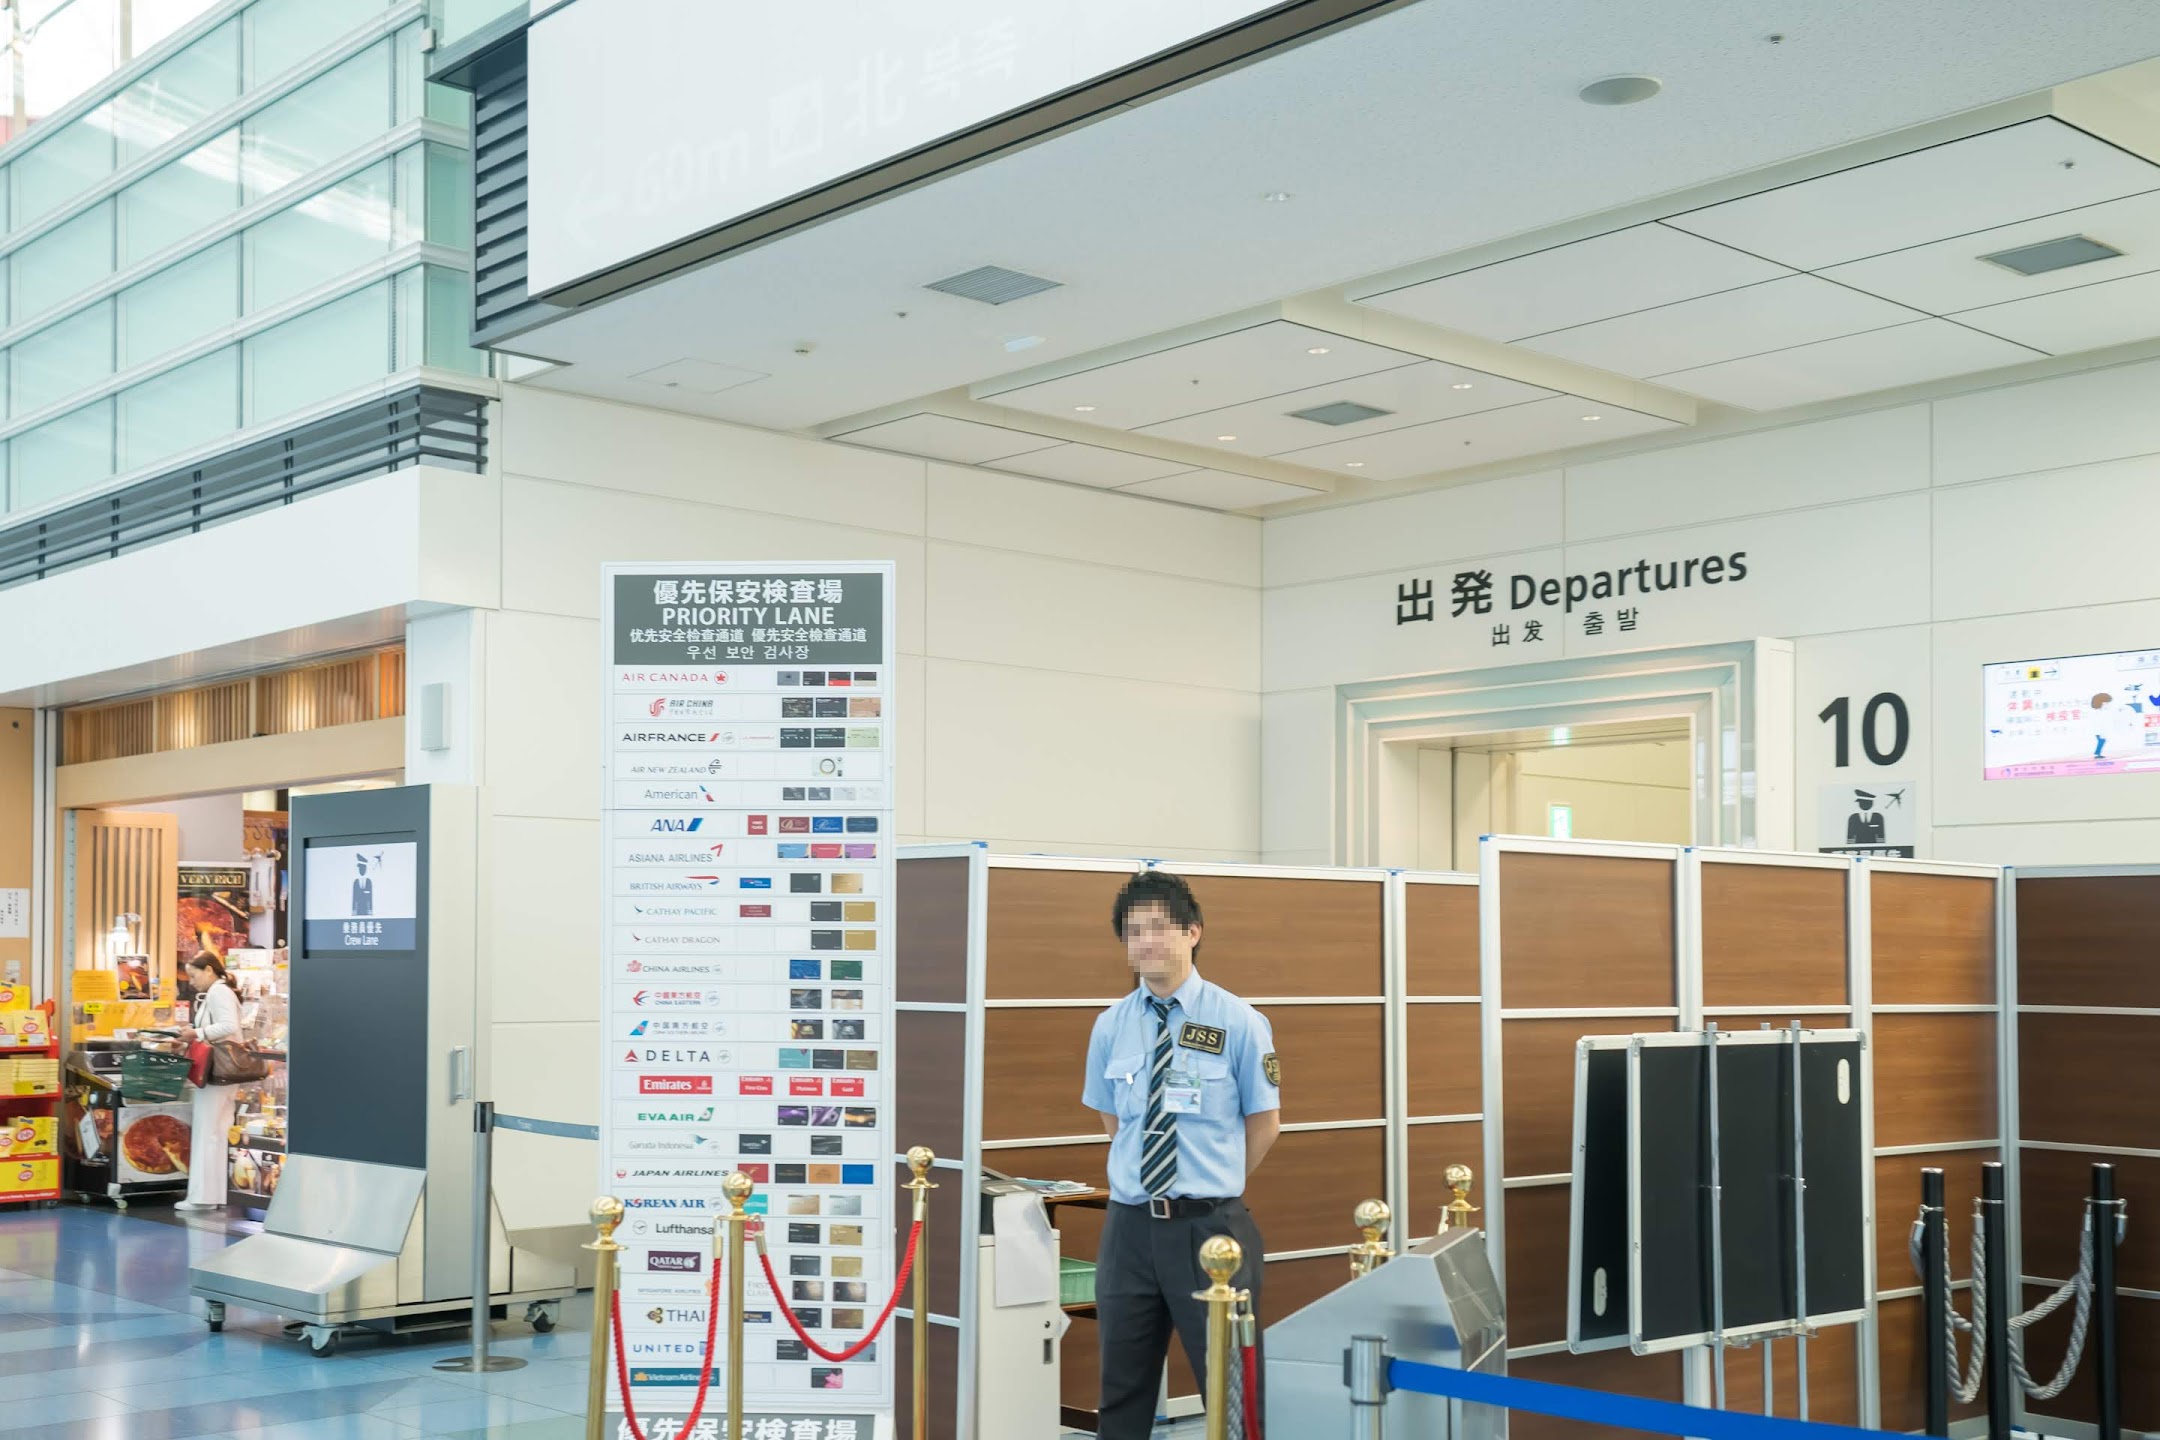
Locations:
4;2;2160;1439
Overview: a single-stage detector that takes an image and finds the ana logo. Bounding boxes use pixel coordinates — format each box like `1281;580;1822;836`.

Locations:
650;817;704;832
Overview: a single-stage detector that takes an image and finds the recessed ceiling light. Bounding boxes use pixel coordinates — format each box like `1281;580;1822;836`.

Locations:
1262;190;1293;203
1073;405;1096;412
1582;414;1603;422
1578;75;1662;106
1003;335;1045;352
1451;382;1474;390
1345;461;1365;468
1306;346;1331;355
1216;435;1238;442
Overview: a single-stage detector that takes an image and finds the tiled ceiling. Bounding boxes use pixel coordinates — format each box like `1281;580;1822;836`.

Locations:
1354;116;2160;411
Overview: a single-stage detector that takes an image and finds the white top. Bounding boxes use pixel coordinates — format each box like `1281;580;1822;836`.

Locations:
193;982;241;1044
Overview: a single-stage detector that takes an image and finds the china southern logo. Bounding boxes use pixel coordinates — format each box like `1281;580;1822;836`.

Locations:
628;1021;648;1036
650;818;703;832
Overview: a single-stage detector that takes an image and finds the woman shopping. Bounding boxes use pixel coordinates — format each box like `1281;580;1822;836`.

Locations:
175;951;244;1212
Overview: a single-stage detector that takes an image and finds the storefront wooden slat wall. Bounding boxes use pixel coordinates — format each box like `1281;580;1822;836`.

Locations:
61;648;406;763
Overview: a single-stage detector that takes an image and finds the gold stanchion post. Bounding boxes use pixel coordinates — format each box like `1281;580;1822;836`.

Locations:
719;1170;754;1440
904;1146;937;1439
1196;1234;1245;1440
1438;1163;1479;1233
583;1197;625;1440
1349;1198;1394;1279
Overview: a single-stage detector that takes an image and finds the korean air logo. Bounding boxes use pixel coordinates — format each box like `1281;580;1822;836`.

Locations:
650;818;703;832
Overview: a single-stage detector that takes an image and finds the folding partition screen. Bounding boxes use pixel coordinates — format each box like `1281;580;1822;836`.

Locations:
2011;866;2160;1433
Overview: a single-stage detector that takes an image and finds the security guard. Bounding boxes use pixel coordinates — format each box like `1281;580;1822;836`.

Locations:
1083;870;1280;1439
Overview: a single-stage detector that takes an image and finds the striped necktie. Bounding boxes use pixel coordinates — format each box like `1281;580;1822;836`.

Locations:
1139;999;1179;1198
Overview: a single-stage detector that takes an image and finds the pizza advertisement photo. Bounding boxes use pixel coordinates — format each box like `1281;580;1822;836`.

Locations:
114;1104;193;1184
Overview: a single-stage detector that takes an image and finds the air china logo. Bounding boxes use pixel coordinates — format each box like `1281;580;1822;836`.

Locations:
646;697;718;717
639;1075;713;1095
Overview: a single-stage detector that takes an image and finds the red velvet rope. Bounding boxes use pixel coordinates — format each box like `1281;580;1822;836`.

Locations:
1242;1333;1263;1440
756;1218;923;1362
611;1246;723;1440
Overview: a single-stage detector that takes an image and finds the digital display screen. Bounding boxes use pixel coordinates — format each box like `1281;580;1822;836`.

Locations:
303;838;418;951
1983;648;2160;779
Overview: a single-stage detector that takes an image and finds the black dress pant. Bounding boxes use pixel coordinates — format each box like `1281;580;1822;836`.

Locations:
1094;1198;1264;1440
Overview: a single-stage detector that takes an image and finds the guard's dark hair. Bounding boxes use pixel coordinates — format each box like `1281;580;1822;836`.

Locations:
1111;870;1204;956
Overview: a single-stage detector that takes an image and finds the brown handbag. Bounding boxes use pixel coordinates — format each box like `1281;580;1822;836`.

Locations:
207;1038;270;1085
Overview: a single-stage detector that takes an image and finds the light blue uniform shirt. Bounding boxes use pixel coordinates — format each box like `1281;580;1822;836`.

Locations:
1082;970;1279;1206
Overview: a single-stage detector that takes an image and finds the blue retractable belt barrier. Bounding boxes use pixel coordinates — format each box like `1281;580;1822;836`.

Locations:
1387;1358;1899;1440
492;1113;599;1142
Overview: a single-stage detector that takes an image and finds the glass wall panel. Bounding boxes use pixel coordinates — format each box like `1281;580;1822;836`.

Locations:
245;279;388;424
119;345;238;471
10;107;116;229
119;237;237;367
13;399;114;511
423;265;485;375
14;201;115;323
130;0;224;56
239;41;391;201
424;143;471;249
118;128;240;265
12;301;114;418
244;0;391;88
112;21;240;162
244;159;391;312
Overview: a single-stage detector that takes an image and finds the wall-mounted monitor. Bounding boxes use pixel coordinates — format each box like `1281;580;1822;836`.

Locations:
1984;648;2160;779
302;838;418;951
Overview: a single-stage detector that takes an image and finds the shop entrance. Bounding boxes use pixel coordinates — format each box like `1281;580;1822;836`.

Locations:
1345;639;1795;867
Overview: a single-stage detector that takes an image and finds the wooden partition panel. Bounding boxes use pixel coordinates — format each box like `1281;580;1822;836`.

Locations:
1720;1328;1862;1424
894;1315;962;1440
898;855;973;1004
982;1008;1100;1141
1871;1147;1998;1288
1871;1013;1998;1147
1256;1002;1384;1123
1501;1181;1575;1346
1178;873;1384;996
1405;1003;1481;1117
1243;1127;1386;1254
2015;870;2160;1435
984;864;1133;998
896;1010;966;1161
1509;1349;1685;1440
1878;1295;1985;1431
1700;860;1849;1007
1871;871;1996;1006
1498;852;1675;1008
1405;880;1479;994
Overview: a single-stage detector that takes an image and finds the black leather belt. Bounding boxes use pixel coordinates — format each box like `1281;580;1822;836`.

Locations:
1125;1196;1235;1220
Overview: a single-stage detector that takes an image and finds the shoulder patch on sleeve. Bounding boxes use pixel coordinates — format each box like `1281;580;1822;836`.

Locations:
1262;1052;1280;1087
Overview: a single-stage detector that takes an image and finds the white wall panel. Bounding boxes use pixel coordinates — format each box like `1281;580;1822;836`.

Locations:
502;388;929;538
1563;405;1929;540
1933;818;2160;867
895;652;925;840
1792;626;1934;855
489;1019;600;1232
924;540;1259;691
926;461;1259;586
920;658;1258;855
1932;455;2160;620
1931;357;2160;486
498;477;930;654
1262;686;1335;858
490;816;601;1025
1262;471;1563;587
486;610;603;821
1262;547;1568;692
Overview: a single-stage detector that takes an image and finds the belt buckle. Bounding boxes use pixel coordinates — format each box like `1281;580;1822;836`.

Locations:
1148;1197;1172;1220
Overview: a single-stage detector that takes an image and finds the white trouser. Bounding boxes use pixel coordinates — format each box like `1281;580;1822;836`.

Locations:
185;1083;238;1205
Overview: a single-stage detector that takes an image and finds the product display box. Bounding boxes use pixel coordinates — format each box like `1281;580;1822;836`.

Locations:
1;1058;59;1096
3;1116;55;1156
0;1158;57;1196
0;1010;49;1049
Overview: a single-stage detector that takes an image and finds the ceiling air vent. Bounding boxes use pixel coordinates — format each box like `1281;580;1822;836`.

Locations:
1979;234;2122;276
1288;400;1394;426
924;265;1062;305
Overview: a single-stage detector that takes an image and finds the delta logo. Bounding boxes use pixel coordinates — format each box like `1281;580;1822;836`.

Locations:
649;817;704;832
627;1048;718;1065
638;1075;713;1095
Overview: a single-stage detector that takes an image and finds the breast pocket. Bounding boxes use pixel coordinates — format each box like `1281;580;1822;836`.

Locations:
1104;1054;1146;1121
1192;1056;1239;1121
